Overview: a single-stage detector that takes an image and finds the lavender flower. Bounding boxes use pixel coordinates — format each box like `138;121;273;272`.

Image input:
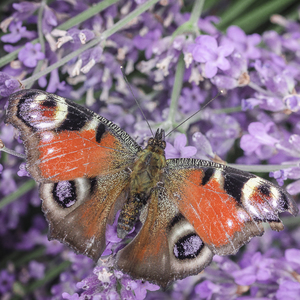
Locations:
192;35;234;78
0;72;20;96
18;43;45;68
1;21;35;43
165;133;197;159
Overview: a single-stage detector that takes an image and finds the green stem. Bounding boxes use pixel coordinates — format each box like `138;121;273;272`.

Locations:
190;0;205;34
172;0;204;38
228;163;297;173
14;247;46;268
26;261;71;294
0;180;36;210
13;260;72;298
21;0;160;87
0;0;120;69
26;0;47;89
282;215;300;227
217;0;258;30
187;106;242;125
167;54;184;127
248;81;276;97
233;0;297;33
57;0;119;31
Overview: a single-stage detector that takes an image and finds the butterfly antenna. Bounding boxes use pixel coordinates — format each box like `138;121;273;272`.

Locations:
0;139;26;159
165;90;224;137
120;66;154;137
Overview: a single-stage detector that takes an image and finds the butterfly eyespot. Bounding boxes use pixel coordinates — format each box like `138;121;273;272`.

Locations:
173;233;203;260
53;181;76;208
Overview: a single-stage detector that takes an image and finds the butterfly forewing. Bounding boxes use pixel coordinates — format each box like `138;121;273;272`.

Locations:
5;89;139;260
5;89;141;182
164;158;298;255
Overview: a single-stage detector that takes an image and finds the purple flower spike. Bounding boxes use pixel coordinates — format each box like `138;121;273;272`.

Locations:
270;170;287;186
192;35;234;78
0;270;15;294
1;21;35;43
240;122;279;159
276;279;300;300
226;25;261;60
287;180;300;195
62;292;80;300
18;42;45;68
165;134;197;159
285;94;300;112
42;6;58;33
0;72;20;97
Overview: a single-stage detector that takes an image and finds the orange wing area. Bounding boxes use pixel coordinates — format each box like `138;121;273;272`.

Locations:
164;167;271;255
37;129;121;181
116;188;214;287
5;89;140;182
173;169;246;249
165;161;298;255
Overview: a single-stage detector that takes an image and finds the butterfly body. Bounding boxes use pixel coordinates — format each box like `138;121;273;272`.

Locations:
5;89;298;287
117;129;166;238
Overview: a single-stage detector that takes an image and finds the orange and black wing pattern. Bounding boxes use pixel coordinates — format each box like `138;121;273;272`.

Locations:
5;89;141;182
5;89;139;260
164;159;298;256
116;188;213;287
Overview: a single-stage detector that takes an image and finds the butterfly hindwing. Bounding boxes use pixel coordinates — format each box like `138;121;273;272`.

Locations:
5;89;141;182
116;188;213;288
41;170;130;260
165;159;298;255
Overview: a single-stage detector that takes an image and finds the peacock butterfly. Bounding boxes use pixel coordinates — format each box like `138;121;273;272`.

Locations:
5;89;298;287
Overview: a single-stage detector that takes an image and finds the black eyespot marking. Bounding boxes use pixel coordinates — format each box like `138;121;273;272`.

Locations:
201;168;214;186
257;184;271;197
224;173;252;205
53;181;76;208
279;191;289;210
22;91;37;100
89;177;98;194
59;104;92;131
17;97;39;129
169;214;184;229
96;123;106;143
41;98;56;108
173;234;203;260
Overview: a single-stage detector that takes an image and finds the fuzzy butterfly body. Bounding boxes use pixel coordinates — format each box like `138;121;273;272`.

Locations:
5;89;298;287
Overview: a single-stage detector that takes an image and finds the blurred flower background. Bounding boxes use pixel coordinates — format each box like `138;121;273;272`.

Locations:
0;0;300;299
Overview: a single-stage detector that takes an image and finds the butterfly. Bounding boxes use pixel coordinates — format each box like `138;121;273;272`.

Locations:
5;89;298;287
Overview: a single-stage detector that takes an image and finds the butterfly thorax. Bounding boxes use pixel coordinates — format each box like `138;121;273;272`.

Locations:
117;129;166;239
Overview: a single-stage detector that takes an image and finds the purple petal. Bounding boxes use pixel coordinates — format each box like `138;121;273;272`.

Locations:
240;134;260;152
180;146;197;158
218;44;234;57
217;57;230;71
174;133;187;149
205;61;218;78
195;35;218;50
285;248;300;265
192;46;216;62
227;25;246;42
